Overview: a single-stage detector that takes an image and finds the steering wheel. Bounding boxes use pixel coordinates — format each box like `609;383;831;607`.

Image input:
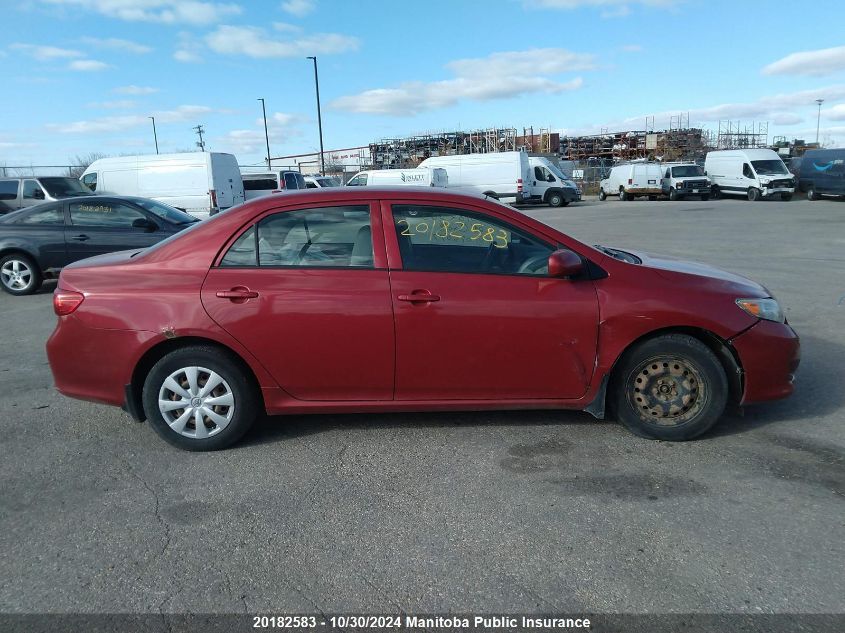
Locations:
517;253;550;275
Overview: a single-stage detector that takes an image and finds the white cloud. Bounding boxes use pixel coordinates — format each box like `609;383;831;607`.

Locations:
770;113;803;125
174;31;204;63
762;45;845;77
69;59;111;71
10;43;84;60
40;0;242;25
827;104;845;121
280;0;314;17
273;21;301;32
48;105;213;134
81;37;152;54
174;49;202;62
332;48;590;116
205;25;359;58
217;110;303;154
113;85;159;94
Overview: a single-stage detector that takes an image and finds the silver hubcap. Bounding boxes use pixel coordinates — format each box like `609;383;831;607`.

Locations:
1;259;33;290
158;366;234;438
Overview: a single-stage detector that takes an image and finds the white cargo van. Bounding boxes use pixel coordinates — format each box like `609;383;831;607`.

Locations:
81;153;245;219
527;156;581;206
241;170;307;201
345;168;447;188
661;163;710;201
704;149;794;201
599;163;664;200
418;152;528;203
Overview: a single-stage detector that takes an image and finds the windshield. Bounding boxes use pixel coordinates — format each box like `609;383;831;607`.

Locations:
40;177;93;197
542;161;567;180
131;198;199;224
671;165;704;177
751;160;788;175
316;177;340;187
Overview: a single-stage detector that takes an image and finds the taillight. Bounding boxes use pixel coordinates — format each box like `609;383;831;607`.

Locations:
517;178;523;193
628;178;633;184
54;290;84;316
209;189;218;207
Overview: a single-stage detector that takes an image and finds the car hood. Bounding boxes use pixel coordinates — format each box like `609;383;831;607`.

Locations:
613;248;770;298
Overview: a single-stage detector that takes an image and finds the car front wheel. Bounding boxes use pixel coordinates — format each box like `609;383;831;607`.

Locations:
0;253;42;296
747;187;761;201
142;346;259;451
611;334;728;441
548;192;563;207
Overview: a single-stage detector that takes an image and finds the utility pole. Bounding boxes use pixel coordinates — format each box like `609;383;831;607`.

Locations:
193;124;206;151
258;98;271;168
149;117;159;154
306;56;325;175
815;99;824;145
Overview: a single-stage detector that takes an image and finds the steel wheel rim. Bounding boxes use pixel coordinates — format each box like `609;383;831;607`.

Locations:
1;259;33;291
158;366;235;438
627;355;706;426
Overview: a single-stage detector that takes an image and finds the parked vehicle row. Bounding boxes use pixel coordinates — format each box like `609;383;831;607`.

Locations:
45;187;799;451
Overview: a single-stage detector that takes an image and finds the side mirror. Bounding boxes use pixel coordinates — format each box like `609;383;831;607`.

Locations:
548;249;584;279
132;218;157;232
33;189;45;200
548;175;555;182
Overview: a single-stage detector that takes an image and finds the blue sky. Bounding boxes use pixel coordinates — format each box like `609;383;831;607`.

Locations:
2;0;845;168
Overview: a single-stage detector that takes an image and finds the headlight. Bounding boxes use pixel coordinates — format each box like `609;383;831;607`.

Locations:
735;298;784;323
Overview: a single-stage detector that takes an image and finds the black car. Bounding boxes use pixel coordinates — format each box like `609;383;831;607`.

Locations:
0;196;199;295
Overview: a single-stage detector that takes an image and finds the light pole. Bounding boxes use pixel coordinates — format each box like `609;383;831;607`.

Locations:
306;56;325;176
149;116;159;154
258;98;271;168
815;99;824;145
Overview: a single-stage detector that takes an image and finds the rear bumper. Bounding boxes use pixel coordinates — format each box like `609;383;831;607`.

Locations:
731;320;800;404
625;187;663;196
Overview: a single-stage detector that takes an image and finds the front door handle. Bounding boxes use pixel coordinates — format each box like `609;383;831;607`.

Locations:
216;287;259;302
69;234;90;241
398;290;440;303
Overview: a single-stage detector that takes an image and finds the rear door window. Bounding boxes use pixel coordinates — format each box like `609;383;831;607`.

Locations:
0;180;19;201
69;201;148;227
243;177;278;191
283;173;299;190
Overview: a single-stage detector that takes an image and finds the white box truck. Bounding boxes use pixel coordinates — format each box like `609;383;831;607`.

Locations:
81;152;245;219
345;168;447;188
704;149;795;201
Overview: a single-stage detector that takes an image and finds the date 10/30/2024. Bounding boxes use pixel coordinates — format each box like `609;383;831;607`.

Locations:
396;217;510;248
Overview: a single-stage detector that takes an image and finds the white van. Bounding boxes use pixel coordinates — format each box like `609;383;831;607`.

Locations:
241;170;307;201
527;156;581;207
704;149;795;201
599;163;664;200
81;153;245;219
661;163;710;201
345;168;447;188
304;175;341;188
418;152;528;203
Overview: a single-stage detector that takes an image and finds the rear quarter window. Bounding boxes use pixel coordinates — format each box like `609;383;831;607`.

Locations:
0;180;19;200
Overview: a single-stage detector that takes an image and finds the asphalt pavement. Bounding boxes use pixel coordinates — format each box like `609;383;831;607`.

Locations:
1;196;843;621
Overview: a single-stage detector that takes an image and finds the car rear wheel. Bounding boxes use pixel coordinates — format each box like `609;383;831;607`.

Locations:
619;189;629;201
747;187;761;202
598;189;607;201
711;186;721;199
611;334;727;441
142;346;259;451
0;253;42;296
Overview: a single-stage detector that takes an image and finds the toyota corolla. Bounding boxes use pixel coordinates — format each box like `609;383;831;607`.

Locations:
46;188;799;450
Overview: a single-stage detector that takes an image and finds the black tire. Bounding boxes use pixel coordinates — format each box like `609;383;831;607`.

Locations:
0;253;43;296
142;345;260;451
781;193;792;201
807;188;819;201
711;186;722;200
619;189;629;201
611;334;728;441
547;192;563;207
700;195;710;201
598;189;607;201
747;187;761;202
668;188;679;201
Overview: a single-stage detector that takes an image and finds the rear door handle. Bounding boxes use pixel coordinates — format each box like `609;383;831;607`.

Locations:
216;288;259;300
398;291;440;303
70;234;90;241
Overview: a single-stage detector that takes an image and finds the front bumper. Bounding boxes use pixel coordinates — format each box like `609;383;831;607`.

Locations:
730;319;800;404
762;187;794;197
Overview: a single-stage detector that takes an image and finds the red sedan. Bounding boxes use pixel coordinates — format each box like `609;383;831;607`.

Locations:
46;188;799;450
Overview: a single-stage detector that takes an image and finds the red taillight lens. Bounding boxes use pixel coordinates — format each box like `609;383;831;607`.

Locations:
54;291;84;316
517;178;523;193
628;178;633;184
209;189;218;207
